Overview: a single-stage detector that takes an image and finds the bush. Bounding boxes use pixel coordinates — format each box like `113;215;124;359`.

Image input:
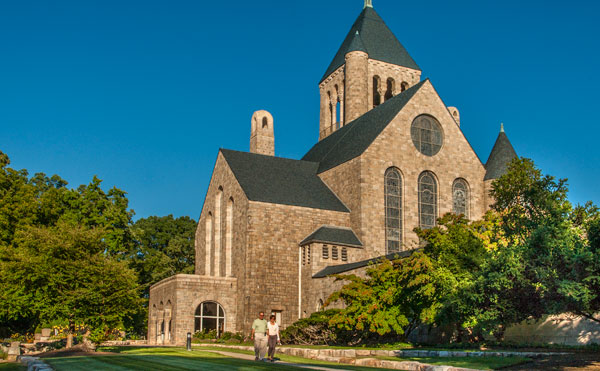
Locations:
216;332;245;343
1;350;7;360
281;309;346;345
192;329;217;340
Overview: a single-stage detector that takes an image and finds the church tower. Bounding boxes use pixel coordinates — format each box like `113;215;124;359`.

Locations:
319;1;422;140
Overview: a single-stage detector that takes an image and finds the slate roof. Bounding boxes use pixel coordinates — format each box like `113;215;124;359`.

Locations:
312;249;420;278
300;226;363;247
302;79;428;173
321;7;420;83
220;149;349;212
484;128;518;180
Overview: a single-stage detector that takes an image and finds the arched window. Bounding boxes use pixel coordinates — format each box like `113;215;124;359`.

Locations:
385;78;395;101
385;168;402;253
401;81;409;92
225;197;233;277
262;117;268;129
418;171;438;229
214;188;223;277
336;99;341;129
373;76;381;107
452;178;470;218
205;213;212;276
194;301;225;337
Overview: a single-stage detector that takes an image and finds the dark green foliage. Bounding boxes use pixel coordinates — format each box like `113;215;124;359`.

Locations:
131;215;196;297
280;309;345;345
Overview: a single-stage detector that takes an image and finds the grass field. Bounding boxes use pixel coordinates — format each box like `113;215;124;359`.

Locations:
45;347;396;371
0;364;25;371
195;345;531;370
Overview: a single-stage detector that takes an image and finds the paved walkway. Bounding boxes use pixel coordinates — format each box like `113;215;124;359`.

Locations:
208;350;354;371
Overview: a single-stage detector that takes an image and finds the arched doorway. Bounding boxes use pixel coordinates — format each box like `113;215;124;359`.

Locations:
194;301;225;337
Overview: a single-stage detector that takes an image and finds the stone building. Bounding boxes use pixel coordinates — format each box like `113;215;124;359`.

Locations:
148;2;518;345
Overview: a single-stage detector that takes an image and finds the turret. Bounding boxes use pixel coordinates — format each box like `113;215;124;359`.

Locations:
484;123;518;207
344;32;369;124
250;110;274;156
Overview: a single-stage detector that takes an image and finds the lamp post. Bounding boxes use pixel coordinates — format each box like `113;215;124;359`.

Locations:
186;332;191;351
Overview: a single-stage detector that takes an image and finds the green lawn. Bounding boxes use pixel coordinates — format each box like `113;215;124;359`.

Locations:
47;347;394;371
0;363;26;371
196;345;530;370
374;355;531;370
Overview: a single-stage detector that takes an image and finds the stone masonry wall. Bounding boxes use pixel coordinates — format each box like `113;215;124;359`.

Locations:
149;274;237;345
367;59;421;109
242;201;351;333
359;80;487;255
344;51;369;124
193;151;249;336
319;66;345;139
301;244;368;316
318;158;367;260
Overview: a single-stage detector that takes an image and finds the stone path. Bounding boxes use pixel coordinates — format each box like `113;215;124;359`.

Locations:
208;350;354;370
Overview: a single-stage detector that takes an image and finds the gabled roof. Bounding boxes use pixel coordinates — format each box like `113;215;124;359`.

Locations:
484;127;518;180
320;7;420;83
220;149;349;212
300;226;363;247
302;79;427;173
312;249;420;278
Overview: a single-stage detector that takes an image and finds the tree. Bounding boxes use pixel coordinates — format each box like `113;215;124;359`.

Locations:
327;252;443;340
130;215;196;296
0;222;140;347
0;150;139;341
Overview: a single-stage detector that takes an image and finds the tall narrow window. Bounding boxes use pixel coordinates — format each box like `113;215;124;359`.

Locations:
385;168;402;253
205;213;212;276
322;245;329;259
336;100;341;129
384;78;395;101
401;81;409;92
418;171;438;229
225;197;233;277
452;178;470;218
214;188;222;277
341;247;348;261
373;76;381;107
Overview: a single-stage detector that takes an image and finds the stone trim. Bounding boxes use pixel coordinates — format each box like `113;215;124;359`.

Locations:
150;274;236;291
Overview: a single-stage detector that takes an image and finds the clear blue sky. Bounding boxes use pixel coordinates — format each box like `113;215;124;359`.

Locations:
2;0;599;220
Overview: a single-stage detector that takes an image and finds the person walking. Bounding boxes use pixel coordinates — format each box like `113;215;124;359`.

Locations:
266;314;280;362
251;311;268;361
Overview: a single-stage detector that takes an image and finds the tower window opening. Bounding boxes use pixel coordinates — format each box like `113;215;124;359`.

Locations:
401;81;409;92
385;78;395;100
341;247;348;261
262;117;268;129
322;245;329;259
336;100;341;129
373;76;381;107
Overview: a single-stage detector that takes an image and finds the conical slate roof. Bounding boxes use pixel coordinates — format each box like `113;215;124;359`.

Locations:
484;127;518;180
320;7;420;83
347;31;367;53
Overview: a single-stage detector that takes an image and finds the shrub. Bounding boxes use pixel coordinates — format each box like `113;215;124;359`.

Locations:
281;309;346;345
216;332;245;343
192;329;217;340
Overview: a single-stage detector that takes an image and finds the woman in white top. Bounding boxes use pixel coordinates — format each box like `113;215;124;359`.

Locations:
266;314;280;362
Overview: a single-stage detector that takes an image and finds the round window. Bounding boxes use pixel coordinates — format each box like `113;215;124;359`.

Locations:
410;115;443;156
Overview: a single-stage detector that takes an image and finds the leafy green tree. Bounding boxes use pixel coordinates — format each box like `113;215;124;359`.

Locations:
131;215;196;296
0;150;139;341
0;222;140;347
327;252;443;339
